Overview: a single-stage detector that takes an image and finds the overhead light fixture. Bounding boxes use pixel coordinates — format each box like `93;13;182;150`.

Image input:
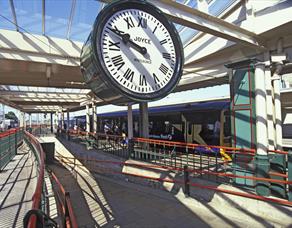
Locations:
46;65;52;79
46;65;52;86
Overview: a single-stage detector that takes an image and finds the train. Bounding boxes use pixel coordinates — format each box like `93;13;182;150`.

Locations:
0;119;19;132
73;98;231;147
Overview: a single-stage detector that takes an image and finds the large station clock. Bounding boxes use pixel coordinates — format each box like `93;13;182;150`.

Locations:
81;0;184;105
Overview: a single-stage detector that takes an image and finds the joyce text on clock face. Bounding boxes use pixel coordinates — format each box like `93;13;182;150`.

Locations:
100;9;177;95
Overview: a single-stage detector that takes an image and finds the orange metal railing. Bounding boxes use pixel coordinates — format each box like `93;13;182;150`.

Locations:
50;171;78;228
58;129;292;203
56;153;292;207
24;131;77;228
24;131;45;228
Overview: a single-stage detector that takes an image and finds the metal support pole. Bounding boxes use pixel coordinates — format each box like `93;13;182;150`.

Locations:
184;165;190;197
264;60;275;150
127;104;133;139
61;112;65;131
19;112;24;128
54;112;57;133
273;63;283;151
254;62;270;196
50;113;53;133
56;112;60;135
92;103;97;133
86;104;90;133
29;113;32;132
23;113;26;130
67;110;70;130
255;62;268;155
139;102;149;138
67;110;70;140
127;104;134;158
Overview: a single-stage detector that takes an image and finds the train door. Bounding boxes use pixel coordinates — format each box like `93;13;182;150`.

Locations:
183;121;206;144
220;109;231;147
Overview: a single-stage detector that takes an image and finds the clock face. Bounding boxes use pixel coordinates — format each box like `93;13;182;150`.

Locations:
90;0;183;102
100;9;176;95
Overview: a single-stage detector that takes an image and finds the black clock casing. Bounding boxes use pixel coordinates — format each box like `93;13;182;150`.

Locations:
80;0;184;105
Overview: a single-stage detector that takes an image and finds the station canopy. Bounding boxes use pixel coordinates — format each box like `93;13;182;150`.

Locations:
0;0;290;113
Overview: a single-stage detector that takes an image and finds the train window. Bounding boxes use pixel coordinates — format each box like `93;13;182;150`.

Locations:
208;124;214;131
165;121;170;133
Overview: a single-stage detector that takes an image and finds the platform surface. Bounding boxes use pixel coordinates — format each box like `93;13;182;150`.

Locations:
40;136;292;228
0;142;37;228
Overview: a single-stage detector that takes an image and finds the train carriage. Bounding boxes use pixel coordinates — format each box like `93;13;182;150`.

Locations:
74;98;231;147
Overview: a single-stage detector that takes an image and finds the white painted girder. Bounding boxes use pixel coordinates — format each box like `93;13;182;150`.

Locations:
184;2;292;65
0;29;82;66
99;0;263;48
147;0;264;49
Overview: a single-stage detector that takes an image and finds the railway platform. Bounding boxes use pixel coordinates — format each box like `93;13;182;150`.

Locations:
40;135;292;227
1;0;292;227
0;142;37;228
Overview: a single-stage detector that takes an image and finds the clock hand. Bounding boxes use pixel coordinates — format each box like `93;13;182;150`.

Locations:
121;35;147;55
109;27;147;55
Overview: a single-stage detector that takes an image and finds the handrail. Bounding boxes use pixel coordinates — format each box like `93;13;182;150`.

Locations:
0;127;23;138
67;129;254;155
57;154;292;207
56;154;292;185
24;131;45;228
50;171;78;228
65;129;290;155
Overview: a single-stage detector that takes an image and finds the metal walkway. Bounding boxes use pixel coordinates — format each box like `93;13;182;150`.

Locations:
0;142;37;228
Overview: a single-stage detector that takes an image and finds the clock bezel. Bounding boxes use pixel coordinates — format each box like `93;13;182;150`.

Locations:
91;0;184;102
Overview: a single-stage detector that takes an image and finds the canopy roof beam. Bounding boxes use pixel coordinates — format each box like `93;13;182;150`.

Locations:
0;98;23;111
42;0;45;35
99;0;264;49
9;0;19;32
148;0;265;49
67;0;76;39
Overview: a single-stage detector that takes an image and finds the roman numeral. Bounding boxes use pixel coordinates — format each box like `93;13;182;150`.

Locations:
123;68;134;82
152;26;157;34
139;74;147;86
162;52;171;60
124;17;135;29
159;64;169;75
111;55;125;71
109;41;120;51
153;73;160;85
160;39;167;45
137;17;147;28
109;26;124;35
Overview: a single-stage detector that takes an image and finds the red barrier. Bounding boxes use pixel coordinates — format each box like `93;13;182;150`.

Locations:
50;171;78;228
57;154;292;188
58;155;292;207
0;128;17;138
25;131;45;228
66;129;289;155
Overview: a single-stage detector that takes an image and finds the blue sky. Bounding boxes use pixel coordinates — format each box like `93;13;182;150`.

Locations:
0;0;236;44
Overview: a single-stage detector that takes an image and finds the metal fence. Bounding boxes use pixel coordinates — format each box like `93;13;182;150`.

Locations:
24;130;77;228
0;128;23;170
64;130;292;202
